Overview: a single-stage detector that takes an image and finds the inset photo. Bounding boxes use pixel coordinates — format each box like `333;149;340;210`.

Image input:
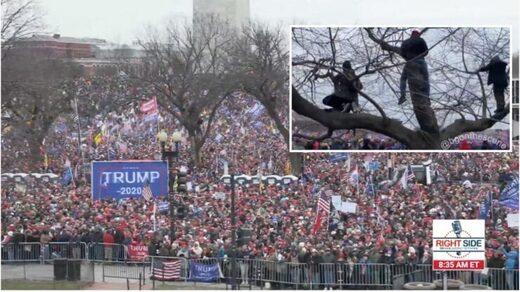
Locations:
290;26;512;151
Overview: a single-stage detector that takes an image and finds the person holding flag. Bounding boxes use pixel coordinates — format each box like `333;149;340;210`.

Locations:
311;192;331;235
142;179;157;231
498;178;519;210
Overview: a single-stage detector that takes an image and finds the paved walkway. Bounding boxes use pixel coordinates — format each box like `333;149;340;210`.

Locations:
2;263;263;290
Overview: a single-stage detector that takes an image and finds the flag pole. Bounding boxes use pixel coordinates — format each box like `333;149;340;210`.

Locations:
73;95;83;161
153;201;157;232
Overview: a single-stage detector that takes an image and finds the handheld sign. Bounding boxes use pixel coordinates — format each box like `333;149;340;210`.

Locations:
91;160;168;201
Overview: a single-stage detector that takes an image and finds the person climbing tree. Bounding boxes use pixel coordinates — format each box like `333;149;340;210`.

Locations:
399;30;429;105
477;56;508;114
367;29;438;134
320;60;363;113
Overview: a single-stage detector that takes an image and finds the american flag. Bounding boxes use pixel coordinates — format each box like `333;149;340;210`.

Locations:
317;193;331;215
152;260;182;280
142;180;153;201
311;193;330;235
407;165;416;181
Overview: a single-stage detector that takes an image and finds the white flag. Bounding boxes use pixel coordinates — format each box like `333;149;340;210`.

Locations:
400;166;408;189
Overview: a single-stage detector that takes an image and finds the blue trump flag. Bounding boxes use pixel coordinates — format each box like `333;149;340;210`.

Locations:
370;161;381;171
329;153;349;162
91;160;169;201
189;262;222;282
365;174;376;197
479;192;492;219
62;167;73;186
498;178;519;209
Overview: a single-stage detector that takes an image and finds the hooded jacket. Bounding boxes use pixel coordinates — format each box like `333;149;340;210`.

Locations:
479;56;508;87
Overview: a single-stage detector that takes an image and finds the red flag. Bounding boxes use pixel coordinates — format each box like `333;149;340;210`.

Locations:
311;211;323;235
140;96;158;114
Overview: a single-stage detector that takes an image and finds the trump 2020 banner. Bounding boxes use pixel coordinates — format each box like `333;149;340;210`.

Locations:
188;262;222;282
91;161;168;201
432;219;485;271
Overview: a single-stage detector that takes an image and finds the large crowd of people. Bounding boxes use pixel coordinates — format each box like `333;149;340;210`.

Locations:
1;75;518;289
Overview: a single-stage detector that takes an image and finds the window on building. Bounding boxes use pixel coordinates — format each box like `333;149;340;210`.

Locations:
513;107;519;122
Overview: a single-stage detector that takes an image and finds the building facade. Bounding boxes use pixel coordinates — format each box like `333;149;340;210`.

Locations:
13;34;100;59
12;34;144;77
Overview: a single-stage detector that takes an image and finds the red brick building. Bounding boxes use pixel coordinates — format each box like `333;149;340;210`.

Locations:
13;34;101;59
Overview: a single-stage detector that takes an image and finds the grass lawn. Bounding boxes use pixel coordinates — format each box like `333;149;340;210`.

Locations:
1;280;91;290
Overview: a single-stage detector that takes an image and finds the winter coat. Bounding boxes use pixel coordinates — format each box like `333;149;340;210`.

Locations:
401;36;428;60
332;69;363;101
479;57;508;87
103;232;115;245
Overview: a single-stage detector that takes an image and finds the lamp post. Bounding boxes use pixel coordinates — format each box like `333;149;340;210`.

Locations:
230;173;237;290
157;130;183;238
220;173;298;290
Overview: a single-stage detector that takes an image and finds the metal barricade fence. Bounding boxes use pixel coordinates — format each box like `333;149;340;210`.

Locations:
252;259;292;286
46;242;88;261
1;242;42;262
400;264;519;290
189;257;225;283
87;243;127;262
311;263;392;290
102;259;148;283
2;247;518;290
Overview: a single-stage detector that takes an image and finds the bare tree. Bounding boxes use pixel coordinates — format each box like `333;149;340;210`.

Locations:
292;27;510;149
229;23;304;173
1;0;44;60
136;16;236;166
1;51;82;167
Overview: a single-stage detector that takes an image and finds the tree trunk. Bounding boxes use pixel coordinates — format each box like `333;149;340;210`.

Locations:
187;129;203;168
262;100;289;142
288;152;303;176
258;97;303;174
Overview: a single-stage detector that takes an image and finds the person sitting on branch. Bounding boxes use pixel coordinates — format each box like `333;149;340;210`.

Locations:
320;60;363;113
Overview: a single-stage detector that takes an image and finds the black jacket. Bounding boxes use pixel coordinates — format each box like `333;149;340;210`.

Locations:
401;37;428;61
479;57;508;87
331;69;363;101
114;230;124;244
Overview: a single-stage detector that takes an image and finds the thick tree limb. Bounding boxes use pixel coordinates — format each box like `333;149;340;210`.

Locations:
440;106;510;140
292;86;417;147
293;128;334;142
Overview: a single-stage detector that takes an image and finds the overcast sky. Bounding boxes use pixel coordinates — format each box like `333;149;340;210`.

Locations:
41;0;519;51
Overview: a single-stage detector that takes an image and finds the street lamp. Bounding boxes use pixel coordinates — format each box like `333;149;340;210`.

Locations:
220;173;298;290
156;130;183;238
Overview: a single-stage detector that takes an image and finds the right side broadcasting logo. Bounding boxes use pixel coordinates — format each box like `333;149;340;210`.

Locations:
432;220;485;271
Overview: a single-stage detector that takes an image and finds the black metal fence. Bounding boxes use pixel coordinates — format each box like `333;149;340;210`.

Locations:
2;243;519;290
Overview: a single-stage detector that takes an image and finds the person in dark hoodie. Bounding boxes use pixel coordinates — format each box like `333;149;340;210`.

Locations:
91;227;104;260
321;60;363;113
477;56;508;114
399;30;429;105
487;250;505;289
114;228;125;261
